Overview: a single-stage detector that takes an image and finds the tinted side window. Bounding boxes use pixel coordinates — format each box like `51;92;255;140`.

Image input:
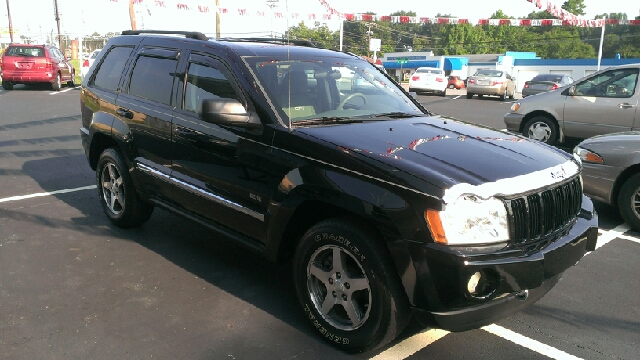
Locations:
183;62;241;114
128;56;178;106
92;46;133;92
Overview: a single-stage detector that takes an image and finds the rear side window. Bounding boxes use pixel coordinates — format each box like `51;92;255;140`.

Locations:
128;56;178;106
92;46;133;92
5;46;44;57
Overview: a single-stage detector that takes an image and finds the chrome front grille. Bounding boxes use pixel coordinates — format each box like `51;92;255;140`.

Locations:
504;176;582;243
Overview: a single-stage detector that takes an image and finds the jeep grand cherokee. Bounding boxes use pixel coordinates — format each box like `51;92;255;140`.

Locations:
80;30;598;352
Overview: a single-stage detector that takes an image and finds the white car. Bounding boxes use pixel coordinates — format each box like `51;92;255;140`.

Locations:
408;67;447;96
80;49;102;78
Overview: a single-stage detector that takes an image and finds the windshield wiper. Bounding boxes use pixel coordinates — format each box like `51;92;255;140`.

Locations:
371;112;423;118
293;116;360;125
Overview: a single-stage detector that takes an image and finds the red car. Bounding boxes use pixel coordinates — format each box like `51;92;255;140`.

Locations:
447;75;465;89
1;44;76;91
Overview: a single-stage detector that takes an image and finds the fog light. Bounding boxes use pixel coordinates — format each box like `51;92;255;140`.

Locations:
467;271;482;294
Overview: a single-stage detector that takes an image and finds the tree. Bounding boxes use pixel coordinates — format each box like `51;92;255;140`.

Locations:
390;10;416;16
595;13;628;20
527;10;556;19
561;0;586;16
285;22;339;50
490;10;513;19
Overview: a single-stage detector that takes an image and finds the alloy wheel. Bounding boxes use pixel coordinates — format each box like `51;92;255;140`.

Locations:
101;162;125;215
306;245;371;331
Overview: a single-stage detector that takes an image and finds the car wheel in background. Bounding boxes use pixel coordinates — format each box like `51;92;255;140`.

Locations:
441;90;446;97
1;81;13;90
96;148;154;228
618;173;640;232
67;71;76;87
51;73;61;91
478;94;484;99
448;84;455;89
466;93;473;99
500;89;507;101
523;116;558;145
293;218;410;352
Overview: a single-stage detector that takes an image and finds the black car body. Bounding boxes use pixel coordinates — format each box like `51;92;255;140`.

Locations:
80;31;598;352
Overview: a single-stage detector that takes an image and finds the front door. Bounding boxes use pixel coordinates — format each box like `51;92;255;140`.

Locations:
563;67;639;139
171;53;270;243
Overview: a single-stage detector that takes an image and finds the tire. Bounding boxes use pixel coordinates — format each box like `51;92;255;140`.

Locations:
478;94;484;99
67;71;76;87
1;81;13;90
293;218;410;352
96;148;154;228
499;89;507;101
448;84;454;89
523;116;558;145
466;93;473;99
618;173;640;232
441;89;446;97
51;73;61;91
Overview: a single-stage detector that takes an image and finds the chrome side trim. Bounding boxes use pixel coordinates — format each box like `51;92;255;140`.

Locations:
137;163;264;222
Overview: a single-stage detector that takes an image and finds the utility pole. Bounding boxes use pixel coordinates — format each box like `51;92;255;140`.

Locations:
129;0;137;30
365;23;374;57
266;0;279;38
5;0;14;43
53;0;63;51
216;0;220;40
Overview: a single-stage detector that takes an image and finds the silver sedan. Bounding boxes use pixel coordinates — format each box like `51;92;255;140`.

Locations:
466;69;516;100
575;131;640;231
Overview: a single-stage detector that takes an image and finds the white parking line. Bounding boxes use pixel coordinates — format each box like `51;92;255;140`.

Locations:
370;328;449;360
482;324;583;360
0;185;96;203
49;87;76;95
452;95;461;100
593;223;631;251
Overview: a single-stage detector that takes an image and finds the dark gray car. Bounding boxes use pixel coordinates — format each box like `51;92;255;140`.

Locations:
575;132;640;231
522;73;574;98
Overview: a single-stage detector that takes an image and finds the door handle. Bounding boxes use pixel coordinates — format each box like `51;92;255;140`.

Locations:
619;103;636;109
116;108;133;119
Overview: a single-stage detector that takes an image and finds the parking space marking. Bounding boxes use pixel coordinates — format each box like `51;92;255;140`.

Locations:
594;224;631;251
49;87;77;95
482;324;583;360
0;185;96;204
452;95;461;100
370;328;449;360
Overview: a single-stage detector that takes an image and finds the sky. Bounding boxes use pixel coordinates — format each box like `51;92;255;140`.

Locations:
1;0;638;41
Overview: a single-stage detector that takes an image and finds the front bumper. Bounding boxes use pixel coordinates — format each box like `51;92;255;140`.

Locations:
410;198;598;332
504;112;525;132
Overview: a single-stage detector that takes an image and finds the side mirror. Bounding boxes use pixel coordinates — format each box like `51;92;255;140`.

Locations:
202;98;262;130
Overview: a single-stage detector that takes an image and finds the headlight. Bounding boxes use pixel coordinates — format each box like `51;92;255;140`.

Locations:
425;195;509;245
510;102;521;112
573;146;603;164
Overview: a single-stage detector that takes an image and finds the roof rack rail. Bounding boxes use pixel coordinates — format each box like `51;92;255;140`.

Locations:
121;30;209;41
217;37;317;48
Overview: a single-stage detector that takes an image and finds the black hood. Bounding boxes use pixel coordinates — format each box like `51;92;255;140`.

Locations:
296;115;575;191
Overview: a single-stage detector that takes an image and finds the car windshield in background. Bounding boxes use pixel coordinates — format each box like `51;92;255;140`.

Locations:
475;70;503;77
416;68;443;74
6;47;45;57
247;57;422;124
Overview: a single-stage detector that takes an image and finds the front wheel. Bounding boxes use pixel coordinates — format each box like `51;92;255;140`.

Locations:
293;218;410;352
96;148;154;228
618;173;640;232
523;116;558;145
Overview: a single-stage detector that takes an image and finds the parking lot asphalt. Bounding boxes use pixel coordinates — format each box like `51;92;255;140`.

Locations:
1;85;638;360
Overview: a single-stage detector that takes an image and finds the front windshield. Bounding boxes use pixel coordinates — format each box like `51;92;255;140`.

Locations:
246;57;423;124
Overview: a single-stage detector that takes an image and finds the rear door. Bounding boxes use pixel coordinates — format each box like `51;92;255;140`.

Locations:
563;67;639;139
115;46;180;199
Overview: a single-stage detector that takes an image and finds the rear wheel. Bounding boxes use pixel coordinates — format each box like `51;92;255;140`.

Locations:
96;148;154;228
618;173;640;232
1;81;13;90
293;218;410;352
51;73;61;91
448;84;455;89
523;116;558;145
499;88;507;101
441;89;446;97
478;94;484;99
466;93;473;99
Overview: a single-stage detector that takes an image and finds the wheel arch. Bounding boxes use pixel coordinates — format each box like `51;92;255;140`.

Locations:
611;164;640;208
520;110;564;142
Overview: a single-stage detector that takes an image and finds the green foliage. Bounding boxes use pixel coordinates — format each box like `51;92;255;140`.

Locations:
284;4;640;60
490;10;513;19
562;0;586;16
595;13;627;20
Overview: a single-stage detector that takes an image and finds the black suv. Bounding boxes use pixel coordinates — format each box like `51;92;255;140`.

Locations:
80;30;598;352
